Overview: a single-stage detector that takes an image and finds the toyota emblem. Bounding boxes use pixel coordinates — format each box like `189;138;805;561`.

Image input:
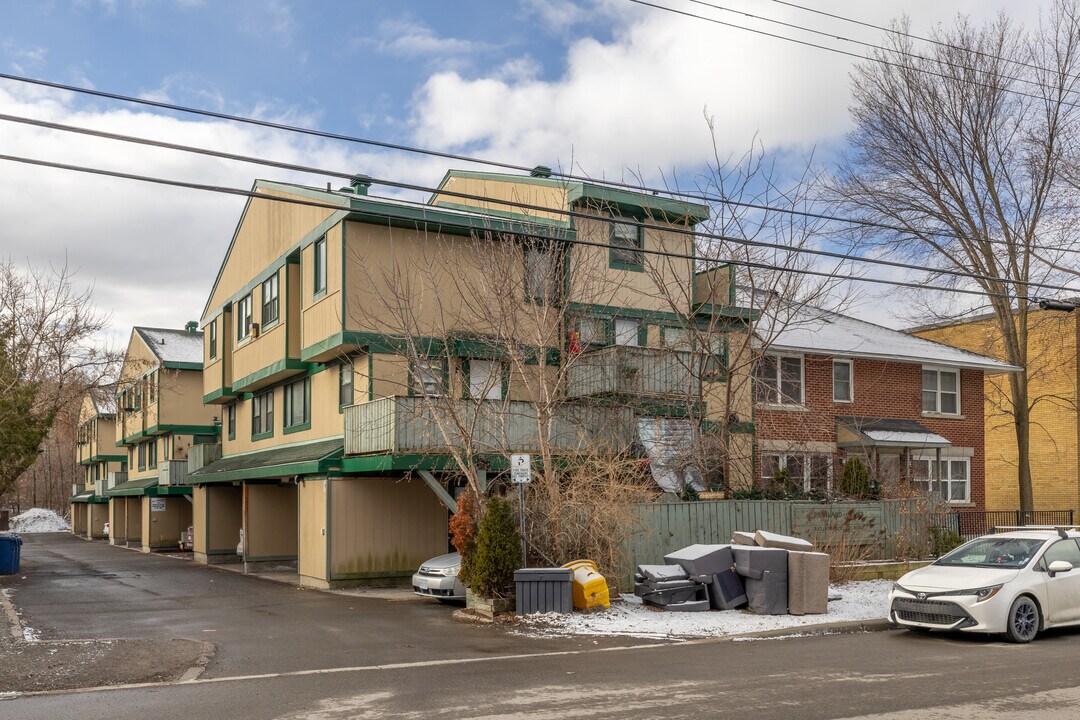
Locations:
917;593;927;600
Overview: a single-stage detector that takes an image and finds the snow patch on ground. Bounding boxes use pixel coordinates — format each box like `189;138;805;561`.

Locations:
517;580;893;639
10;508;69;533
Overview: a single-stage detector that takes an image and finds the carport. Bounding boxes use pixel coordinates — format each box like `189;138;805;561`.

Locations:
192;484;243;564
140;492;193;552
109;497;127;545
87;499;109;539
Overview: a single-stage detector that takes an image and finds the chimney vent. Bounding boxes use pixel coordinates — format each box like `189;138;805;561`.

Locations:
185;320;198;334
530;165;553;178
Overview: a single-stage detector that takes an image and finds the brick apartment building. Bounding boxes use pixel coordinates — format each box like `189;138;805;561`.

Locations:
754;305;1019;509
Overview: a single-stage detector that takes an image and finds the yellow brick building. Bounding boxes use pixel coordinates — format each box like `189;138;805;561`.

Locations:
913;310;1079;515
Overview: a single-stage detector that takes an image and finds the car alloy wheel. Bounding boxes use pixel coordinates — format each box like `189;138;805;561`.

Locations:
1006;596;1040;643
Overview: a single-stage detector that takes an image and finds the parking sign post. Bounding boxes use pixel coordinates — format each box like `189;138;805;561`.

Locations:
510;453;531;565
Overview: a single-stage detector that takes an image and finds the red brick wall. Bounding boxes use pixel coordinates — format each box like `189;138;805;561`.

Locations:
755;354;985;509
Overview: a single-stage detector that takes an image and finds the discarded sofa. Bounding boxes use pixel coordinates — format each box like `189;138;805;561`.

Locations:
663;544;747;610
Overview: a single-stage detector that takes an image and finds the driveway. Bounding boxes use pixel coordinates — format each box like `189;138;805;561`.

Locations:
2;533;643;679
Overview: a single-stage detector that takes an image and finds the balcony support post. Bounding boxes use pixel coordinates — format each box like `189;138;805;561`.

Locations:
417;470;458;514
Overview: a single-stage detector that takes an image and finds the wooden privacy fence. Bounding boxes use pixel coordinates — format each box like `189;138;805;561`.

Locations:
621;499;932;584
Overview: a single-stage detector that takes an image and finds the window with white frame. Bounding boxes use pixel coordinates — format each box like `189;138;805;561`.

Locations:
609;219;644;270
613;317;641;346
237;294;253;341
761;453;832;492
911;455;970;503
468;359;504;400
524;240;562;305
339;361;354;407
313;236;327;295
922;367;960;415
755;355;804;406
833;359;853;403
577;316;607;347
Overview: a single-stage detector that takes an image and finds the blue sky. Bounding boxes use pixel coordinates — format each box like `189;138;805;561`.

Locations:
0;0;1045;341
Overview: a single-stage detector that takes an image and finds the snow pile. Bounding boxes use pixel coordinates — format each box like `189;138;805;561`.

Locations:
519;580;893;639
10;508;70;533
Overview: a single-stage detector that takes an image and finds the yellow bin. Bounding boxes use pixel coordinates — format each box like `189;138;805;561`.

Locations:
561;559;610;610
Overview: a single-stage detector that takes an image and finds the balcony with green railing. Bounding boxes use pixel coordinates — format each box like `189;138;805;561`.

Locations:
565;345;704;400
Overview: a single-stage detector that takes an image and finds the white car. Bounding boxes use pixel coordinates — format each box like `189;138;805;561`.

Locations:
889;528;1080;642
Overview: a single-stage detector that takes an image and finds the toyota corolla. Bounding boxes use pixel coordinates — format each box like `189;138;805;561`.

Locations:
888;528;1080;642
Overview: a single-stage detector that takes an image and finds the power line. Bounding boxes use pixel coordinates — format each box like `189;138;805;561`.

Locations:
0;150;1046;304
682;0;1074;101
770;0;1069;81
1;110;1075;296
1;68;1070;255
625;0;1080;113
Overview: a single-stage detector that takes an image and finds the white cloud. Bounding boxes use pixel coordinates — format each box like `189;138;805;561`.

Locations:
410;0;1045;182
361;18;498;61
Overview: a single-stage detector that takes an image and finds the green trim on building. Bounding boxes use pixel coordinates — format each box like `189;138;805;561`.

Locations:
203;386;235;404
162;361;203;371
187;438;344;485
232;358;309;392
121;424;220;446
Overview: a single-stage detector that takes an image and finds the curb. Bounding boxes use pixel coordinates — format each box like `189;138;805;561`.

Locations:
0;589;25;642
721;618;895;641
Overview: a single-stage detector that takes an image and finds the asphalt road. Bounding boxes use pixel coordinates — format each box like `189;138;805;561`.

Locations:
5;533;1080;719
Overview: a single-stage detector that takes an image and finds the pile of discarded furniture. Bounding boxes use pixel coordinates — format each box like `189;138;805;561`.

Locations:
634;530;830;615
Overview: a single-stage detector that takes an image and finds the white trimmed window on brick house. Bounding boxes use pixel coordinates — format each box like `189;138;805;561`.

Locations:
761;452;832;492
755;354;804;406
922;367;960;415
911;454;970;504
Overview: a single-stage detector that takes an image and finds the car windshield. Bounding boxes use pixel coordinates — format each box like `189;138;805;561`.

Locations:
935;537;1046;568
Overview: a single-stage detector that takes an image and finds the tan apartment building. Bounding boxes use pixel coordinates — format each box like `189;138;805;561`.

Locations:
189;168;756;588
913;308;1080;517
70;389;124;539
106;325;218;552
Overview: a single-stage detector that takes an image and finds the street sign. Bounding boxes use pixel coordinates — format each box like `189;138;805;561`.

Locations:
510;453;531;484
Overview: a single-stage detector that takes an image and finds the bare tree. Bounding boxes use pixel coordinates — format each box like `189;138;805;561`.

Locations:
0;259;116;501
829;4;1080;512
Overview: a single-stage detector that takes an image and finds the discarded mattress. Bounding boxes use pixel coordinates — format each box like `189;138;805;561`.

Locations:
733;546;789;615
755;530;815;552
664;544;746;610
731;531;758;546
787;551;830;615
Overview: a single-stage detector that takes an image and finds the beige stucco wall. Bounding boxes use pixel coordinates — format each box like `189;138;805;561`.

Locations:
431;175;570;223
205;188;342;318
301;223;344;353
203;310;234;401
125;497;143;544
244;483;298;560
141;496;191;551
88;504;108;538
71;505;87;535
193;484;243;558
328;477;447;579
109;499;127;544
298;478;328;585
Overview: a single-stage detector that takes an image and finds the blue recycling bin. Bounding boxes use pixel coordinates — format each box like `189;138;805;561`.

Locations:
0;534;22;574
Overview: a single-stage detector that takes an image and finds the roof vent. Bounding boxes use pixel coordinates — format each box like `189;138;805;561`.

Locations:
185;320;198;334
530;165;553;178
350;174;373;195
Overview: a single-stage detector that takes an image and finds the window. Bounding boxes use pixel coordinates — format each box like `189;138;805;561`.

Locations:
1040;539;1080;571
923;367;959;415
226;403;236;440
703;335;726;381
313;236;327;295
148;439;157;469
833;359;853;403
609;219;644;270
251;390;274;438
613;317;641;346
339;361;354;407
262;273;279;326
524;242;562;304
660;326;691;350
137;442;146;471
411;358;446;397
148;371;156;404
761;453;832;492
283;377;310;431
209;320;217;360
237;294;253;341
755;355;803;406
577;316;607;347
468;359;504;400
911;455;970;503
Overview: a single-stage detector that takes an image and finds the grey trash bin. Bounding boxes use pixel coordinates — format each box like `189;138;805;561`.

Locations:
515;568;573;615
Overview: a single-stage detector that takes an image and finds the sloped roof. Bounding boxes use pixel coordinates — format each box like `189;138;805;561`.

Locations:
187;438;343;484
91;385;117;416
134;327;203;367
766;304;1021;374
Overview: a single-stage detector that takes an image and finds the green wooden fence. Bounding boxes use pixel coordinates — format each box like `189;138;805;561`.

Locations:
621;499;932;585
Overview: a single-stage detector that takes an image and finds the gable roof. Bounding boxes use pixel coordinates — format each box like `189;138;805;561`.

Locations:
766;304;1022;374
134;327;203;368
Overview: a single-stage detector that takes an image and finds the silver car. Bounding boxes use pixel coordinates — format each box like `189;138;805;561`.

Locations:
413;552;465;603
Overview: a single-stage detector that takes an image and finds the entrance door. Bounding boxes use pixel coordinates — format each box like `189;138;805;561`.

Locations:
1041;539;1080;624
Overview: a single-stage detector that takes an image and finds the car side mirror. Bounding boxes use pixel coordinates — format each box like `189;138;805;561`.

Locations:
1048;560;1073;577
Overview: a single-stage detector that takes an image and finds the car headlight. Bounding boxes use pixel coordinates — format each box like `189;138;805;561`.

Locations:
971;584;1003;602
443;566;459;577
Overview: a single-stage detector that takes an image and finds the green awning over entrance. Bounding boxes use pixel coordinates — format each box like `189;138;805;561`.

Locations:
106;477;160;497
186;438;344;484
